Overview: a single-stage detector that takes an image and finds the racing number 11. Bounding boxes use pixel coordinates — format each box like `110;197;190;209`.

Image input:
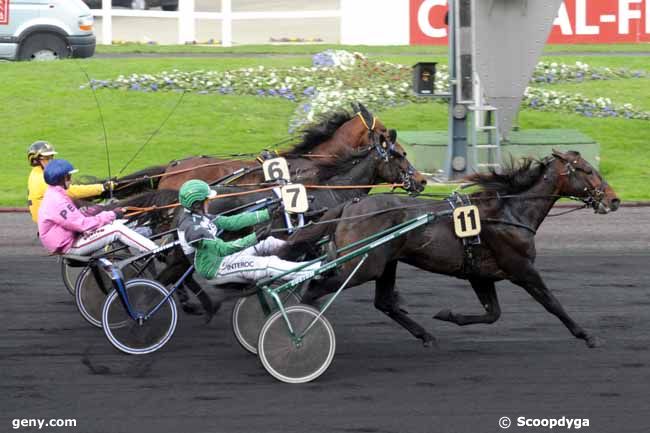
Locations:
452;205;481;238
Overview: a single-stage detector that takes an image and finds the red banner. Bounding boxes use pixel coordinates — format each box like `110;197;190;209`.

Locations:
0;0;8;25
410;0;650;45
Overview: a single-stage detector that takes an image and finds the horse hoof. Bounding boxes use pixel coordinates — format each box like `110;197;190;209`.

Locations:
586;335;604;348
434;309;454;322
422;335;438;349
181;302;203;316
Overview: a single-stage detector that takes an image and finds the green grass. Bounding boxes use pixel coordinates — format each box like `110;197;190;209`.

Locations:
1;50;649;206
95;42;650;55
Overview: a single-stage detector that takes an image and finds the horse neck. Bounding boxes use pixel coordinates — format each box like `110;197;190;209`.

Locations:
310;123;366;162
325;153;380;188
503;164;562;231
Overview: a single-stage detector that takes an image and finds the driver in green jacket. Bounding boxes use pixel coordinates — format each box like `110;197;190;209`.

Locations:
176;180;320;285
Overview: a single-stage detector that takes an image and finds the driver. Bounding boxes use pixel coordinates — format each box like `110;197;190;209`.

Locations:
37;159;157;256
176;179;320;285
27;140;112;224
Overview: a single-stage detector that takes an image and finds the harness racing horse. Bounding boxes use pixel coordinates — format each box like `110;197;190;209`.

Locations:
282;150;620;349
154;141;423;317
155;104;426;191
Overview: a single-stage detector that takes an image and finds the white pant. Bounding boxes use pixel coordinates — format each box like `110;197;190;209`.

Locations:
211;236;321;285
66;221;157;256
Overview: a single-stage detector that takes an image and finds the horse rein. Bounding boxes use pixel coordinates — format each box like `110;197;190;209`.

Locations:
357;111;417;192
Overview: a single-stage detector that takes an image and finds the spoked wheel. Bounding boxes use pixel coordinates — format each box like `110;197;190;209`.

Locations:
231;289;301;355
61;258;83;296
102;279;177;355
258;305;336;384
75;261;149;328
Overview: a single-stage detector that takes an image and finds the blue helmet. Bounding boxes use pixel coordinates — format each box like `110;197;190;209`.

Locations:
44;159;78;186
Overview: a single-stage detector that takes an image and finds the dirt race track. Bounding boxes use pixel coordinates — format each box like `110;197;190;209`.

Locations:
1;208;649;433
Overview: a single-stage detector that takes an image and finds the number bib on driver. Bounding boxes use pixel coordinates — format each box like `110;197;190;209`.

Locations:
453;205;481;238
263;157;290;182
281;184;309;214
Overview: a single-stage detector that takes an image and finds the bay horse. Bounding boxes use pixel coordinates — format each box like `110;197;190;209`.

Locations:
153;141;423;317
156;104;426;190
282;150;620;349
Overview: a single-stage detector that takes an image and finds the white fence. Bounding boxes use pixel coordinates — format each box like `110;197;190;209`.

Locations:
91;0;344;46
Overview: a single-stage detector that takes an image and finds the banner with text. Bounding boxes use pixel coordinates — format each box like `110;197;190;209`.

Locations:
0;0;9;25
410;0;649;44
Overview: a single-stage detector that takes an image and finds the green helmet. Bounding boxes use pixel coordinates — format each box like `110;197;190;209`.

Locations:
28;140;57;166
179;180;217;210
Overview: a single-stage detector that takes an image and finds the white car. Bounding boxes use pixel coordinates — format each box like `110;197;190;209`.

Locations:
83;0;178;11
0;0;95;60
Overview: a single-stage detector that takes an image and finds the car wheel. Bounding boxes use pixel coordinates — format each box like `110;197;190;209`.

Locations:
131;0;148;10
161;3;177;11
18;33;70;61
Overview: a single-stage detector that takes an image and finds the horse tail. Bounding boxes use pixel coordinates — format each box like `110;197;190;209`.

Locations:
279;204;346;260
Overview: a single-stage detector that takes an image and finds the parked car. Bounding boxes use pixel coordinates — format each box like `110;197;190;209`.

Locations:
82;0;178;11
0;0;95;61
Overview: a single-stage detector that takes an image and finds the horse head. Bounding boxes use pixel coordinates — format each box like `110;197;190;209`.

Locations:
549;149;620;214
352;103;427;192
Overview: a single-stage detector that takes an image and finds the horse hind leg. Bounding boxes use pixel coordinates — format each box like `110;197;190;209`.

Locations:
434;278;501;326
374;261;437;348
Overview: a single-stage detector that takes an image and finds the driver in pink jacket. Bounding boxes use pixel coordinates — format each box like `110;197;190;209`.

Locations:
38;159;157;255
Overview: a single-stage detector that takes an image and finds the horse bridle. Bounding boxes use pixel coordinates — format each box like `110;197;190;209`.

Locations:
357;111;417;191
547;153;610;212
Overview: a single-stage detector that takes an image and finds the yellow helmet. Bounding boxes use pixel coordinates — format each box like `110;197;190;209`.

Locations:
28;141;57;167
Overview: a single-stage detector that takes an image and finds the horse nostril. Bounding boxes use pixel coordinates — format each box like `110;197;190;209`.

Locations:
420;179;427;185
611;198;621;211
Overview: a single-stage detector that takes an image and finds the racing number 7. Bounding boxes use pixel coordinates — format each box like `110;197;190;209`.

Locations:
280;184;309;213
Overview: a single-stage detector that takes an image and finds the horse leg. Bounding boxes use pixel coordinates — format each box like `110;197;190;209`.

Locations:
183;275;220;324
300;278;339;307
374;261;437;347
156;263;205;317
434;278;501;326
511;264;602;348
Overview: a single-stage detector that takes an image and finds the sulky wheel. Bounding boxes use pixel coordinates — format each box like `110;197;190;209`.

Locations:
231;289;301;355
258;305;336;384
61;258;83;296
102;279;177;355
75;260;148;328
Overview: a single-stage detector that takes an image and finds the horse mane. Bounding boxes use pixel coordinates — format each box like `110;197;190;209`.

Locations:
282;110;354;155
465;156;547;195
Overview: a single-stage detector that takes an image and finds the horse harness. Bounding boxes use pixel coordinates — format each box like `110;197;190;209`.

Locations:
356;111;417;191
446;192;482;277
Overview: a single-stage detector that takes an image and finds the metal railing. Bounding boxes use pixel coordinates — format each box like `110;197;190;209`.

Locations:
91;0;341;46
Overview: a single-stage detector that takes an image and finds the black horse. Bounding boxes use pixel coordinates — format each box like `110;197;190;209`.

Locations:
282;150;620;348
152;141;422;315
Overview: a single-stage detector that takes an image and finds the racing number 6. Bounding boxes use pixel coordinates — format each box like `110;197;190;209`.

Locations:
263;157;290;182
453;205;481;238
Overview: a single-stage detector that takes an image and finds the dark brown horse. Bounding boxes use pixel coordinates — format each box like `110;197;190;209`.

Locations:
153;141;424;317
156;105;426;190
282;150;620;348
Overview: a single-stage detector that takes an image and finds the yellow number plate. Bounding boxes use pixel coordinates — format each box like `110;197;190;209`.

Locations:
262;157;290;182
281;184;309;214
453;205;481;238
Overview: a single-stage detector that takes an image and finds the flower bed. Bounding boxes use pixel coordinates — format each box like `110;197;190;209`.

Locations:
87;49;649;130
